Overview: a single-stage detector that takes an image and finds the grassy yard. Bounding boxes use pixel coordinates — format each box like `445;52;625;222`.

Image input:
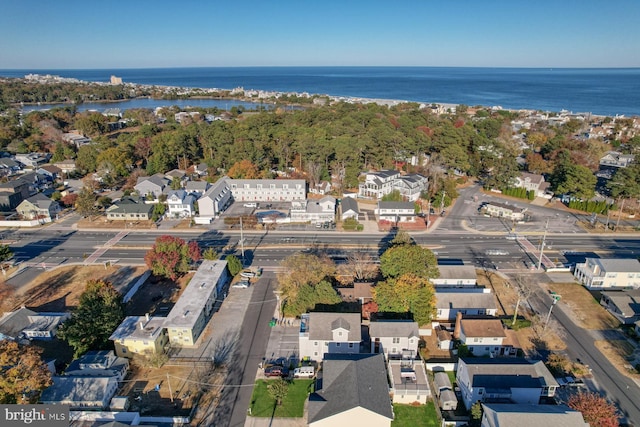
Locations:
249;379;314;418
392;402;439;427
546;283;620;330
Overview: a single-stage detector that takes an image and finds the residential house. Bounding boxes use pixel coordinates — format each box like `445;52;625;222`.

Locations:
600;151;635;168
307;353;394;427
62;132;92;148
105;197;154;221
165;169;187;186
513;172;550;197
340;197;360;221
481;202;527;221
599;289;640;324
40;376;118;410
376;201;416;222
454;316;519;357
197;176;232;219
435;290;498;321
185;180;210;197
290;196;336;224
395;174;428;201
481;404;589;427
37;165;62;181
432;265;477;287
456;357;558;410
194;163;209;176
63;350;129;382
164;260;229;347
109;314;169;358
337;282;373;304
16;193;61;221
358;170;427;201
0;178;30;211
228;178;306;202
299;312;362;361
20;171;53;195
388;358;430;404
54;159;77;174
0;307;69;341
358;170;400;199
0;157;21;177
574;258;640;289
14;152;51;169
134;174;170;200
166;189;197;218
369;320;419;359
310;180;332;195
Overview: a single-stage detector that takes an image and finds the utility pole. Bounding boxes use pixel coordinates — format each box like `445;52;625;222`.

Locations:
166;372;174;403
239;216;245;264
537;218;549;271
544;293;561;331
615;198;626;231
440;191;446;214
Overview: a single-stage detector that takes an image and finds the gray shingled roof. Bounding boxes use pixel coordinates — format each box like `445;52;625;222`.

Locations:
369;320;419;339
589;258;640;273
460;357;558;390
308;312;361;341
436;291;497;310
341;197;359;214
308;353;393;423
482;403;588;427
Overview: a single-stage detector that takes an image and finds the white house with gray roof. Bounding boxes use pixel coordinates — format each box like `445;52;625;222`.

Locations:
376;201;416;222
164;260;228;347
340;197;360;221
0;307;69;341
457;357;558;410
435;290;498;321
432;265;477;287
299;312;362;361
308;353;393;427
166;189;197;218
359;170;427;201
369;320;419;359
134;174;170;200
228;178;306;202
40;376;118;410
196;176;232;220
574;257;640;289
481;403;588;427
599;289;640;324
290;196;336;224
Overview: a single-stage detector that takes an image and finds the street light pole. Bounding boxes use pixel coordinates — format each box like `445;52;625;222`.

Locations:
537;218;549;271
544;294;561;331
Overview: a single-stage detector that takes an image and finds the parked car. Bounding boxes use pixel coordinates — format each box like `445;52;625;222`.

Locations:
240;270;256;278
264;365;288;377
232;280;250;289
293;366;315;378
244;202;257;208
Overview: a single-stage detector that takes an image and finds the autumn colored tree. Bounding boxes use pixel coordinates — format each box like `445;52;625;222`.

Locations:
75;186;97;217
277;253;336;301
145;236;201;280
57;280;124;357
228;159;259;179
379;244;439;279
372;273;436;325
362;301;379;320
0;340;52;404
567;392;620;427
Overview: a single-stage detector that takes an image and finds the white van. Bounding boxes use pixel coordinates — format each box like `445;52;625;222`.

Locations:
293;366;315;378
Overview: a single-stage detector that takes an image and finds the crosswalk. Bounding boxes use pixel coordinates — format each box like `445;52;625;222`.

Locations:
84;231;129;265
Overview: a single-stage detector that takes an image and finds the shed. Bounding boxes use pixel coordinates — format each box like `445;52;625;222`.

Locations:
439;389;458;411
434;371;453;397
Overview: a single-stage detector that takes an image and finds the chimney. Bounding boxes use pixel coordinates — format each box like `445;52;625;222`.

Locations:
145;313;150;322
453;311;463;339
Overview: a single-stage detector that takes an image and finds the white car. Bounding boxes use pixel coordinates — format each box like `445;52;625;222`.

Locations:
240;270;256;278
232;280;250;289
243;202;257;208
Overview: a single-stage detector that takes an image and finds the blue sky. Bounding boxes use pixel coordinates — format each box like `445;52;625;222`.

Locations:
1;0;639;69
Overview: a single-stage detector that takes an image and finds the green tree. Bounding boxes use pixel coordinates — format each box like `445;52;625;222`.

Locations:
75;186;97;217
144;236;200;280
381;189;403;202
282;280;341;317
277;253;336;301
225;255;243;276
470;401;483;427
550;162;596;200
202;247;219;261
0;244;13;270
0;340;52;404
607;161;640;199
267;378;289;406
372;273;436;325
379;245;439;279
57;280;124;357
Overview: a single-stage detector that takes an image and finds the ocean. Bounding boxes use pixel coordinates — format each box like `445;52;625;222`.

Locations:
1;66;639;117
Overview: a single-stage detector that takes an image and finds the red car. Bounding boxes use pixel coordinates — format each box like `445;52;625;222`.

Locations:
264;365;288;377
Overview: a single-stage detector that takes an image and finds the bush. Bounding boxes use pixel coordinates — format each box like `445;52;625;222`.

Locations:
226;255;243;276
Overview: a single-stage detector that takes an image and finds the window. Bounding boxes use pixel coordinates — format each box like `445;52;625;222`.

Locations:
336;343;341;347
349;343;354;348
392;337;400;344
314;341;318;346
314;352;318;357
338;331;343;336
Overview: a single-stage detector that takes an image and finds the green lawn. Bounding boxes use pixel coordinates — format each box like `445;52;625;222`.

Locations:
249;379;314;418
392;401;439;427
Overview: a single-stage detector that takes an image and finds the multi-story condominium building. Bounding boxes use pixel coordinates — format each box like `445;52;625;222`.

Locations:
228;179;306;202
358;170;427;201
574;257;640;289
